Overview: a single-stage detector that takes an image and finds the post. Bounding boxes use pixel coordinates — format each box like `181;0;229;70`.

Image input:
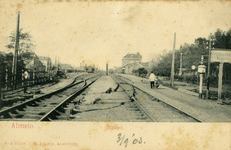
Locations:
23;78;27;94
0;72;2;109
179;52;183;76
12;11;20;90
170;33;176;87
22;70;24;87
0;87;2;110
58;56;60;71
206;33;212;99
5;69;8;90
55;55;57;69
33;70;35;84
199;74;203;98
218;62;223;101
106;63;108;76
49;58;52;80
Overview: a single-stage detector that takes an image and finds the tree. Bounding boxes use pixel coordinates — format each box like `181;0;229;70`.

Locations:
214;28;226;49
194;37;208;53
155;51;173;76
155;38;209;77
137;68;147;75
148;53;161;72
6;29;34;52
0;52;14;88
212;29;231;81
178;38;210;71
226;29;231;49
152;28;231;80
213;28;231;49
5;29;35;70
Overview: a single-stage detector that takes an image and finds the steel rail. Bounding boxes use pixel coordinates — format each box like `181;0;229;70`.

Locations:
116;74;203;123
39;75;101;121
111;75;157;122
0;74;100;117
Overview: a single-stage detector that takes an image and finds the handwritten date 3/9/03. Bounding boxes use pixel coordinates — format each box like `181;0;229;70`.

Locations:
117;133;145;147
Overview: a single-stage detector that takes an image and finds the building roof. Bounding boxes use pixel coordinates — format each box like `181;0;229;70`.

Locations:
37;56;51;66
123;61;144;68
25;60;35;70
25;58;44;70
73;66;82;70
141;62;149;68
123;52;142;59
60;64;73;70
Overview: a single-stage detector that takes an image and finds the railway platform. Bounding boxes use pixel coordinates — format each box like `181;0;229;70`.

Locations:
118;74;231;122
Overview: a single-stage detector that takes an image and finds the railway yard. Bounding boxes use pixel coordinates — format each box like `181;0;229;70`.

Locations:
0;73;230;122
1;4;231;149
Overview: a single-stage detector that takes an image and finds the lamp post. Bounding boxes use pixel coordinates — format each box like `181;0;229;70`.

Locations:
198;55;206;99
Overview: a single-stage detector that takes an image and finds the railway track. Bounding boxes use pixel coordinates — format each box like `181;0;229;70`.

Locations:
39;75;100;121
63;75;152;122
0;74;88;111
111;75;154;122
0;73;202;122
112;74;202;122
0;74;101;121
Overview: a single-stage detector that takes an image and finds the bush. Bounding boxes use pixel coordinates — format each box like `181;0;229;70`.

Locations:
175;75;198;84
174;75;184;81
137;68;147;75
133;68;148;78
210;76;218;87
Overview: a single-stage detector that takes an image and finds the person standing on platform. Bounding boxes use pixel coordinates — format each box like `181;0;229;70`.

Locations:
149;71;157;89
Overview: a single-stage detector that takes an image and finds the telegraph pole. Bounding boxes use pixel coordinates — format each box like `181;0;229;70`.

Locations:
206;33;212;99
12;11;20;90
170;33;176;87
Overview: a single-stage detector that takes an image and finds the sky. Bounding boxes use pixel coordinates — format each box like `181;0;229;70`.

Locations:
0;0;230;70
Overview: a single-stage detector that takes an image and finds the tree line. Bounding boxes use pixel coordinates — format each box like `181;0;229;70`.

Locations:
152;28;231;84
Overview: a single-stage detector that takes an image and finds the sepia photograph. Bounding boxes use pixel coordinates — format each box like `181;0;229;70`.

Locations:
0;0;230;149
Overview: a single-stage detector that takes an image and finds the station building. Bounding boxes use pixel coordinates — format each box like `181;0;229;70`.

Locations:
121;52;151;75
122;52;142;66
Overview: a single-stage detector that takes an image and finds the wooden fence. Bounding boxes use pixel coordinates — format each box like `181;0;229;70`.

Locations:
0;69;57;92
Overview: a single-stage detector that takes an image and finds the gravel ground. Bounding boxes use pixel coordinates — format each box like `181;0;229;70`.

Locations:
69;76;134;122
137;75;231;99
119;74;231;122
